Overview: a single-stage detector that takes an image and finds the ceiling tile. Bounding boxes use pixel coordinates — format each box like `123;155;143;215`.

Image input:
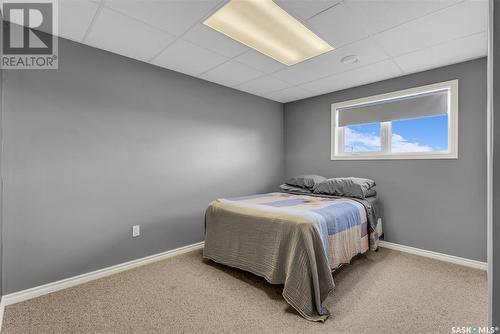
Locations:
36;0;99;42
345;0;461;34
306;1;369;47
182;24;249;58
200;61;263;87
272;37;388;85
300;60;402;96
152;39;228;77
85;7;175;61
60;1;99;42
264;86;315;103
233;50;286;74
104;0;220;36
235;76;291;95
275;0;342;21
393;32;487;75
373;0;488;57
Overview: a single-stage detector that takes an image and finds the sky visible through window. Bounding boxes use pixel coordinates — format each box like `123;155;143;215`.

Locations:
344;115;448;153
344;123;381;152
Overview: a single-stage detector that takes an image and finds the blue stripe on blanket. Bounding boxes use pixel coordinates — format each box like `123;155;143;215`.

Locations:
261;198;306;207
313;203;361;235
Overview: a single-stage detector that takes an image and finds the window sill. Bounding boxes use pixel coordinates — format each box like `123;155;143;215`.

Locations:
331;152;458;161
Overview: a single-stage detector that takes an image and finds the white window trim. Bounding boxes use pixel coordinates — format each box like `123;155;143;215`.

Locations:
331;80;459;161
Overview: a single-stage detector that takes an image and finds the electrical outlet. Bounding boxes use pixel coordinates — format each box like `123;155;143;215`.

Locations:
132;225;140;237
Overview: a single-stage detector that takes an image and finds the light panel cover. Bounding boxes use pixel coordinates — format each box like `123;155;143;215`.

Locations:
204;0;334;66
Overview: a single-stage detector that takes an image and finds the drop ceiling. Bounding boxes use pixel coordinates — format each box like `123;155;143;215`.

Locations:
54;0;487;103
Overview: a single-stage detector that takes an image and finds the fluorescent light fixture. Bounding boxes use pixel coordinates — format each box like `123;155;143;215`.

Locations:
203;0;334;66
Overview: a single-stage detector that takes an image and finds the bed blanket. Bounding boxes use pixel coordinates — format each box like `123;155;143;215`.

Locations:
203;192;380;321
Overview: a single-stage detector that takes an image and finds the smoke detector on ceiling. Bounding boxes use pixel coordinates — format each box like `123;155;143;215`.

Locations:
341;55;360;65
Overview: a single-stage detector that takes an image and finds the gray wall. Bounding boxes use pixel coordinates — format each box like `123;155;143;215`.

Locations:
1;38;284;294
284;58;487;262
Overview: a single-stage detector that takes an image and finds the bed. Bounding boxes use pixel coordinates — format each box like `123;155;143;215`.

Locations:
203;192;381;322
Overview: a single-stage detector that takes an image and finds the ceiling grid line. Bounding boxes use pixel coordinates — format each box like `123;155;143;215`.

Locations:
146;0;229;63
357;0;469;37
100;3;175;37
81;0;104;43
305;0;345;21
393;29;487;61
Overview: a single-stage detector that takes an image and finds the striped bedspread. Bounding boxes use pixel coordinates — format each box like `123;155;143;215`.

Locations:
203;192;380;321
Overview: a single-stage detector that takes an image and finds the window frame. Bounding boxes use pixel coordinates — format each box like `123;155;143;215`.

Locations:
331;80;458;160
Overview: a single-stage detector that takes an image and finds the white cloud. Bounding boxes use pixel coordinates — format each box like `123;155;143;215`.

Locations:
344;127;434;153
391;133;433;152
344;127;380;152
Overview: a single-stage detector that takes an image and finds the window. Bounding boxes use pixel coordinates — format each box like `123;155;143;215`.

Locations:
344;122;381;153
331;80;458;160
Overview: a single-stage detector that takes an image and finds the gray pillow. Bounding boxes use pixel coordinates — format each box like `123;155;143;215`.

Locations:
279;184;312;194
364;188;377;198
285;174;326;190
313;177;376;199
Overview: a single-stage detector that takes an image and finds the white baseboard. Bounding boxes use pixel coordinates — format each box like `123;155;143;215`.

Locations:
378;240;487;270
2;241;205;306
0;240;485;312
0;297;5;332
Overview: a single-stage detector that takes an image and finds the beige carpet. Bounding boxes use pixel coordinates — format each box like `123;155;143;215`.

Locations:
2;248;486;334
